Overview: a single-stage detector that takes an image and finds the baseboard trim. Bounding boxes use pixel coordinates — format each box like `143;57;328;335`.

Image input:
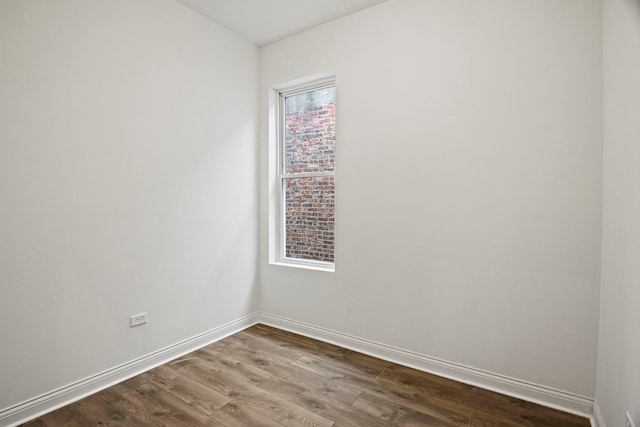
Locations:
592;401;606;427
0;311;595;426
0;313;260;427
259;312;594;419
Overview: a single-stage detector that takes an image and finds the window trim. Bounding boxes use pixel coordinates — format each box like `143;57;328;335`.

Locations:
270;74;336;272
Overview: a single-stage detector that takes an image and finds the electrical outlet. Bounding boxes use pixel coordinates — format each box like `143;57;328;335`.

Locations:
130;312;147;327
627;412;636;427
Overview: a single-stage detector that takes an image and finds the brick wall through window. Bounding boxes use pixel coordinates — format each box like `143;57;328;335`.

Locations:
284;87;335;262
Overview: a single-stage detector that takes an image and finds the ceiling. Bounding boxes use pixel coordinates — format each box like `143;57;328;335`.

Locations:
175;0;389;46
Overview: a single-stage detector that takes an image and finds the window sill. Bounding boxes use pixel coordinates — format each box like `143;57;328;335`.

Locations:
271;260;335;273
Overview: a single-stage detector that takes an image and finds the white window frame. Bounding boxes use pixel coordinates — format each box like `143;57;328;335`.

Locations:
269;74;336;272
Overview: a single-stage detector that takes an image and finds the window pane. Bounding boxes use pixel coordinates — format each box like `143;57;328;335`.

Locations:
285;176;335;262
284;86;335;174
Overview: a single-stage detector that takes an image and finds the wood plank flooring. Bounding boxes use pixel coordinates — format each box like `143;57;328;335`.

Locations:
22;324;590;426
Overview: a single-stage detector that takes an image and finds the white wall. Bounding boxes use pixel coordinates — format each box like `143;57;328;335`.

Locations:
596;0;640;425
0;0;258;411
260;0;602;398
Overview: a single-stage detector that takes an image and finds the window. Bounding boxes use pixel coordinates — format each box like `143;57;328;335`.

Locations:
273;77;336;270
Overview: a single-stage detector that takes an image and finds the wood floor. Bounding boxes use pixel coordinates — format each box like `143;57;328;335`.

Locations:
22;324;590;426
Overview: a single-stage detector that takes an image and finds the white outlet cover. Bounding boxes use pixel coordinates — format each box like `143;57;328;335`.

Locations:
628;412;636;427
130;312;148;327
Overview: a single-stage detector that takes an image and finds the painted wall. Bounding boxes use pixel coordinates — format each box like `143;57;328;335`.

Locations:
260;0;602;398
0;0;258;411
596;0;640;424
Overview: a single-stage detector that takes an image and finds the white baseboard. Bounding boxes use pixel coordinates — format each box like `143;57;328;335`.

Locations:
0;313;260;427
0;311;595;426
259;312;594;419
592;401;606;427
